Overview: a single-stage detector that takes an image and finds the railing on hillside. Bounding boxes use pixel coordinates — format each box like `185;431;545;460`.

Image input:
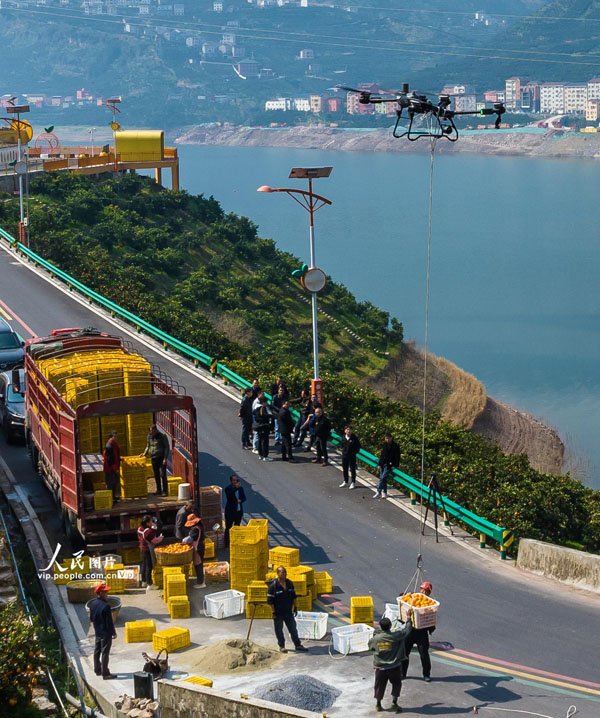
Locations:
0;224;513;557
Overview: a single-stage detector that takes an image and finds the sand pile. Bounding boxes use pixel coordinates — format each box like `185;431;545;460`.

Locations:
186;639;280;674
254;674;341;712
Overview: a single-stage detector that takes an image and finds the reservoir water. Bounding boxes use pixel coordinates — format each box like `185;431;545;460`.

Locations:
175;144;600;490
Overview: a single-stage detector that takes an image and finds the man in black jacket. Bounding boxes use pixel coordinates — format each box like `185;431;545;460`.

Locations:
224;474;246;547
267;566;308;653
311;406;332;467
239;387;254;449
271;384;289;445
278;400;296;462
89;584;117;680
340;425;361;489
375;433;400;499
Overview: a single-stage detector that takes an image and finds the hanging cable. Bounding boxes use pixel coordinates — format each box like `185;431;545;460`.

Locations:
417;113;438;559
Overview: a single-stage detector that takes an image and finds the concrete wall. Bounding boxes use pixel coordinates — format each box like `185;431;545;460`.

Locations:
517;538;600;593
158;679;320;718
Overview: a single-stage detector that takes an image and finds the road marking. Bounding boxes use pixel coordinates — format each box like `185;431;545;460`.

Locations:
0;296;36;337
453;648;600;689
0;303;12;320
441;651;600;697
432;654;600;704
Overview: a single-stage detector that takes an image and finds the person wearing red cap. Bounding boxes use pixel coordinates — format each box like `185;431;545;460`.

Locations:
401;581;434;682
89;584;117;680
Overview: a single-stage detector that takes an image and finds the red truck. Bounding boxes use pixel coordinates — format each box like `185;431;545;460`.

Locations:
24;328;199;551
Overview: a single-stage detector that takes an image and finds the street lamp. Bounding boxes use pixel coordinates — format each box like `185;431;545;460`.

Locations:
257;166;332;406
6;102;30;246
88;127;96;157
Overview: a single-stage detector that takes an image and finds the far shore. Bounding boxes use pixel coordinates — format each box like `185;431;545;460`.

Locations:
175;123;600;160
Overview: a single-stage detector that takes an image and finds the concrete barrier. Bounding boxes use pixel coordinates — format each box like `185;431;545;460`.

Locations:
158;680;320;718
517;538;600;593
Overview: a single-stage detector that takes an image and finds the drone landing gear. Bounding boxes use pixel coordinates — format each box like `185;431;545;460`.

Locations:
393;110;458;142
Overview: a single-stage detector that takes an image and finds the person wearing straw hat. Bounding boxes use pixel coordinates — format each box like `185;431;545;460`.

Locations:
89;583;117;680
401;581;434;682
182;514;206;588
368;614;413;713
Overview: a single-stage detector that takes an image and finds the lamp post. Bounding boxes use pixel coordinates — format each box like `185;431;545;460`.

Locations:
258;166;332;406
88;127;96;157
6;101;30;246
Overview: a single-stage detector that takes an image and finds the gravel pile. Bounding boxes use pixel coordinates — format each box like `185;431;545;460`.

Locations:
254;674;340;712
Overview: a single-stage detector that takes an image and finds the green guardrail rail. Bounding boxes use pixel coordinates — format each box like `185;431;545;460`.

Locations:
0;225;512;556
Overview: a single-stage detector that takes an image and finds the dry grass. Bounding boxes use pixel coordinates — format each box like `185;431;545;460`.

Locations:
431;355;487;430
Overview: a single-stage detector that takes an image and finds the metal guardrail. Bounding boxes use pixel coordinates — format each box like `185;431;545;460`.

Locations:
0;224;511;555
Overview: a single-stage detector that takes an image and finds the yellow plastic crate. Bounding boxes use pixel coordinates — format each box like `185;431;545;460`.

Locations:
310;583;318;601
125;619;156;643
230;541;267;559
246;581;268;602
296;594;313;612
162;566;184;590
165;575;187;602
351;595;374;624
230;555;268;573
184;676;213;687
168;596;191;619
121;547;142;564
122;565;140;589
268;546;300;568
265;570;277;582
246;518;268;540
105;565;126;594
246;602;273;619
151;565;164;585
229;525;263;544
286;572;308;596
291;565;314;586
94;490;113;511
167;477;183;497
152;627;191;652
204;538;215;560
315;571;333;594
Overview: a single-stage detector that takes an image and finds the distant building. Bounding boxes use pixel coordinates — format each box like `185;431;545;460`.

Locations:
505;77;522;111
346;92;360;114
265;98;288;111
310;94;322;113
540;83;565;114
293;97;311;112
483;90;502;103
213;1;223;10
455;93;477;112
299;49;314;60
564;84;587;114
520;82;540;113
326;97;342;113
587;78;600;100
236;59;260;77
586;98;600;122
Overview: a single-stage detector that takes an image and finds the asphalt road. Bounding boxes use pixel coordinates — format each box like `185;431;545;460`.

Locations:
0;244;598;690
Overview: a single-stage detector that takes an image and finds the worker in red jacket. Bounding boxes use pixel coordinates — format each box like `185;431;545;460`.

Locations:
102;430;121;503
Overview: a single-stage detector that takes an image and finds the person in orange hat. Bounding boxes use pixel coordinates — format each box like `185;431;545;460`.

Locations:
182;514;206;588
401;581;434;682
89;584;117;680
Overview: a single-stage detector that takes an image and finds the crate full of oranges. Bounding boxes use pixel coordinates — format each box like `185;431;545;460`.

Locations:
398;592;439;629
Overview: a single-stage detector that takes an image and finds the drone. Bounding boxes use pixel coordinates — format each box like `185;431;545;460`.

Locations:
336;83;506;142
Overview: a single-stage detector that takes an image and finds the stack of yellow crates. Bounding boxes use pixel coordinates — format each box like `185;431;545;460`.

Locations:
230;524;268;594
244;580;272;619
162;566;184;590
168;595;190;619
268;546;300;569
120;456;148;498
105;563;125;594
350;596;374;625
164;573;187;603
37;348;155;457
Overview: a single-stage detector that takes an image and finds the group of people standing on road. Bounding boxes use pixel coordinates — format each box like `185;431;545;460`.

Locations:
238;376;402;498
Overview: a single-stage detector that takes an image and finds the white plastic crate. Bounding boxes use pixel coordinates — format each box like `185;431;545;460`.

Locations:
383;602;402;624
203;589;245;619
398;593;440;629
331;623;374;655
295;611;328;640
